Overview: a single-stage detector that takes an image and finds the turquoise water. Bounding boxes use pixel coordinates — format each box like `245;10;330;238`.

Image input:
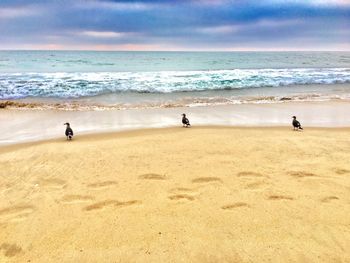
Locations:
1;51;350;73
0;51;349;108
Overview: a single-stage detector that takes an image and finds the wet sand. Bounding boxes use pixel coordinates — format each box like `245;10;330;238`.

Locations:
0;127;350;262
1;100;350;145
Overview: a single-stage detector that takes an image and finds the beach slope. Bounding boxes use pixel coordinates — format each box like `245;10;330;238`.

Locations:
0;127;349;262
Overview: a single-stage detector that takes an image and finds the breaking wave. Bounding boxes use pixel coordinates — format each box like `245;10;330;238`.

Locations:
1;68;350;100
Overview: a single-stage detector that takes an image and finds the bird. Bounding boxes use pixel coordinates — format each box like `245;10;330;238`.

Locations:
292;116;303;130
182;114;191;127
64;123;74;140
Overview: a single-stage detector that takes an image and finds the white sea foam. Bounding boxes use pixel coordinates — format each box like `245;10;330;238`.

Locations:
0;68;349;100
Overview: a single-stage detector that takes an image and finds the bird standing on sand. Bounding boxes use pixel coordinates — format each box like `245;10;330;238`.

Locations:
64;123;74;140
182;114;191;127
292;116;303;130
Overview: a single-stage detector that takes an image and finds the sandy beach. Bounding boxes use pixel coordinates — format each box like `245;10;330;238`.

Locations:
1;126;349;262
1;2;349;262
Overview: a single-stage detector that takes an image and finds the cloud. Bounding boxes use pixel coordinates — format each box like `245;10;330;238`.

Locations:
80;31;129;38
0;0;349;50
196;19;302;35
197;25;239;34
0;6;39;18
78;1;156;11
266;0;350;6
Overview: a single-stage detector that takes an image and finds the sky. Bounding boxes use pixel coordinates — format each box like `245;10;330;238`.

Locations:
0;0;349;51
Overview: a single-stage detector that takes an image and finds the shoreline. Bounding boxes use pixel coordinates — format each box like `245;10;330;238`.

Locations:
1;100;350;146
1;83;350;110
2;125;350;152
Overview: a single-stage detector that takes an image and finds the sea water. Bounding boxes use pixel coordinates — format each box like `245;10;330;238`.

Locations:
0;51;349;109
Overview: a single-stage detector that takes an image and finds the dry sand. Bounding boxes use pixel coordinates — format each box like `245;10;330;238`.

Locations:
0;127;349;262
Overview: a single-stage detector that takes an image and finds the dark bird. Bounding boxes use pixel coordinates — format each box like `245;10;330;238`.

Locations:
182;114;191;127
64;123;74;140
292;116;303;130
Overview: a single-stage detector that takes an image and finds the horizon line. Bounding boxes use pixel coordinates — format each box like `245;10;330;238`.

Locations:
1;49;350;52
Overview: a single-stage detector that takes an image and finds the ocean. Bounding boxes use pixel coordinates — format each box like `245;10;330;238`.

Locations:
0;51;349;109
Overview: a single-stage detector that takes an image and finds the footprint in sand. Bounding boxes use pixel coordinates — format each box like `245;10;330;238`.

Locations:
84;200;117;211
83;200;141;211
168;194;195;201
168;187;198;202
192;177;222;183
288;171;317;178
221;202;249;210
37;178;67;189
61;195;94;204
335;169;350;175
139;174;167;180
87;181;118;189
268;195;294;201
321;196;339;203
0;243;23;257
237;172;265;178
0;205;34;223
